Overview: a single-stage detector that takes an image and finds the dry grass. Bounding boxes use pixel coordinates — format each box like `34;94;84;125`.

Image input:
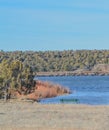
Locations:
36;80;70;94
11;80;70;101
0;101;109;130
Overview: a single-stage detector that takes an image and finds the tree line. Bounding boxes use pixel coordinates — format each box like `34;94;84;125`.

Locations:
0;50;109;72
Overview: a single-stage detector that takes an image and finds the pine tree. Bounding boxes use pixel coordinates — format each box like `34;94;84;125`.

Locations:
0;60;36;100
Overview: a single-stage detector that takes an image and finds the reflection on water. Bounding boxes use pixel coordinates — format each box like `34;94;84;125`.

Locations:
37;76;109;105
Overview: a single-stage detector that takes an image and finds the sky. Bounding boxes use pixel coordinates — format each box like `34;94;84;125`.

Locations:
0;0;109;51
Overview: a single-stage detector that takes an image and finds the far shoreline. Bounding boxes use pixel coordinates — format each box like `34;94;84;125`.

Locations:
37;71;109;77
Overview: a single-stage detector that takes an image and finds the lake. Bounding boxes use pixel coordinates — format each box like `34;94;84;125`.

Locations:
37;76;109;105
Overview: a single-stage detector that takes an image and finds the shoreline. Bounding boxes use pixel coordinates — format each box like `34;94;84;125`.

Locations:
37;71;109;76
0;101;109;130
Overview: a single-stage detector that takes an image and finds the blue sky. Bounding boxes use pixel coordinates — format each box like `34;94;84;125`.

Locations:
0;0;109;51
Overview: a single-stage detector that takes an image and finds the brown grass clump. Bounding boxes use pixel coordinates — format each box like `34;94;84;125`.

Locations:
11;80;70;101
32;80;70;99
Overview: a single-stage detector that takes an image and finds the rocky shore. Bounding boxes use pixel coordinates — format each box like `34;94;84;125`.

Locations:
37;70;109;76
37;64;109;76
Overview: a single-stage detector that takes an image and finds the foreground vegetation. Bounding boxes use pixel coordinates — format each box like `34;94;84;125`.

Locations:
0;59;70;100
0;102;109;130
0;60;36;99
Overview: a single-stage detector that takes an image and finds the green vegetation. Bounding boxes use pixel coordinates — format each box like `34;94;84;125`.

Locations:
0;59;35;100
0;50;109;72
0;49;109;99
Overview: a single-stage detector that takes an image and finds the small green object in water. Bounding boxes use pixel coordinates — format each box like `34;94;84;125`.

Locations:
60;98;79;103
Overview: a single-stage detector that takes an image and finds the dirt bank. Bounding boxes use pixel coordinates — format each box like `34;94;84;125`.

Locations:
0;101;109;130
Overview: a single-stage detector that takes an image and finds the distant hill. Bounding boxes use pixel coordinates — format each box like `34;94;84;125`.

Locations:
0;50;109;75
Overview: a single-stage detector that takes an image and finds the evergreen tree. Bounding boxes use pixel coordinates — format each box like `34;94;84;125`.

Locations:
0;60;36;100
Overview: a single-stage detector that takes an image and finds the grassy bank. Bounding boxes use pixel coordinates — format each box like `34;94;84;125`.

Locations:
0;101;109;130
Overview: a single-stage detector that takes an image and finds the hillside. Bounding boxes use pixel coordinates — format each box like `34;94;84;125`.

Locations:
0;50;109;75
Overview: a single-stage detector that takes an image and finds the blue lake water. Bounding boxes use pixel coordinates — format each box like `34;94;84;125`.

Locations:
37;76;109;105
